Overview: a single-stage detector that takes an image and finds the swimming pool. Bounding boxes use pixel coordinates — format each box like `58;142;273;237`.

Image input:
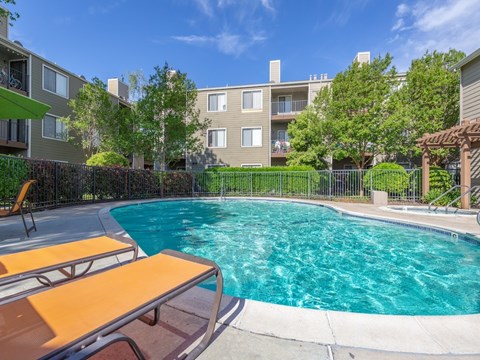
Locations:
111;199;480;316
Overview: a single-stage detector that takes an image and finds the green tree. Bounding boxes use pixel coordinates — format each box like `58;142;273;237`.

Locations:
135;64;210;169
389;49;465;165
0;0;19;25
326;54;399;174
62;78;134;158
286;87;330;169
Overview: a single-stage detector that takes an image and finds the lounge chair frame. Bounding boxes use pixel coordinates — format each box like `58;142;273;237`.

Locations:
0;180;37;237
0;249;223;360
0;233;138;297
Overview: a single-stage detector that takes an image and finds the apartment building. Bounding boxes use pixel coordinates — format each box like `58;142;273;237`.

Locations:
189;52;375;171
0;16;128;164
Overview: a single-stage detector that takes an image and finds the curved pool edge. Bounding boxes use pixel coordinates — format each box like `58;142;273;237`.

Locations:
98;197;480;356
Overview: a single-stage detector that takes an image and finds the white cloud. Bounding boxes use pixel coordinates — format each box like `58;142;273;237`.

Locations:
194;0;214;17
326;0;370;27
390;0;480;70
396;3;409;17
173;0;274;56
172;31;267;56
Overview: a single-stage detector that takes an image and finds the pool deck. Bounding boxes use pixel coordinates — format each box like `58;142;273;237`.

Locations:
0;198;479;360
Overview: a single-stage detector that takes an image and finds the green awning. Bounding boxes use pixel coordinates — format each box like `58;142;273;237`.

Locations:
0;86;50;119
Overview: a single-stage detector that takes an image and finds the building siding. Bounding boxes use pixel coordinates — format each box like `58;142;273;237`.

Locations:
461;56;480;120
192;86;270;170
29;55;87;163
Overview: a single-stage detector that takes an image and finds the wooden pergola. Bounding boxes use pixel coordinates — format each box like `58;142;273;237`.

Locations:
417;118;480;209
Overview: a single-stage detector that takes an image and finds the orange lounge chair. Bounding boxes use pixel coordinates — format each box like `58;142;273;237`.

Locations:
0;234;138;296
0;180;37;237
0;250;223;360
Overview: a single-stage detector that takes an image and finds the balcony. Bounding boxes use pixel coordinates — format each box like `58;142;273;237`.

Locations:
271;100;307;121
0;119;28;149
271;140;291;158
0;66;29;95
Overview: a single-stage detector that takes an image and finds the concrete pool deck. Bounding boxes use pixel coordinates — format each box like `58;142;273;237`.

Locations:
0;198;479;359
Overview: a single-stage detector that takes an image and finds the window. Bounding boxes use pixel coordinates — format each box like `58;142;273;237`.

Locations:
242;127;262;147
242;90;262;110
43;114;67;141
43;66;68;97
241;164;262;168
278;95;292;113
206;164;227;169
208;93;226;112
207;128;226;148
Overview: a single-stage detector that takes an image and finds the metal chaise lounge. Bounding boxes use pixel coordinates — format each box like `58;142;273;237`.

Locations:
0;234;138;296
0;180;37;237
0;250;223;360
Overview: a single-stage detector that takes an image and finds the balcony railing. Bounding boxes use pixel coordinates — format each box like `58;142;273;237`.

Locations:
271;140;291;154
271;100;308;115
0;67;28;93
0;119;28;148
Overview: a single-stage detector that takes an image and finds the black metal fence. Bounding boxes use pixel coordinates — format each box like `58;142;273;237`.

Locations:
1;155;452;211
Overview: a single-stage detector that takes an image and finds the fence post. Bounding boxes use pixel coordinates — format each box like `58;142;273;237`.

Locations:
280;172;283;197
250;172;253;197
308;171;311;199
92;167;96;203
221;173;224;198
370;169;373;197
192;172;195;197
329;171;332;199
127;169;131;200
412;169;416;202
54;161;59;207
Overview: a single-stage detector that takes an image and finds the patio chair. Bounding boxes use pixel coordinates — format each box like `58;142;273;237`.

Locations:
0;180;37;237
0;249;223;360
0;234;138;297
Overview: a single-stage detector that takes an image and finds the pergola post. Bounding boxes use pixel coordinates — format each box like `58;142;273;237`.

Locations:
460;137;472;209
421;147;430;196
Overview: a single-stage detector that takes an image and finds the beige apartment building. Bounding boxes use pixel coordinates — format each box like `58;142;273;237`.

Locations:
0;17;128;164
190;52;373;171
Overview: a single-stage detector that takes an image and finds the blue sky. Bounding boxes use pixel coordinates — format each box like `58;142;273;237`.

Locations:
7;0;480;89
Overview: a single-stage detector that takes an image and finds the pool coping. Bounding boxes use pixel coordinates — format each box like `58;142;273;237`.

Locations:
98;197;480;356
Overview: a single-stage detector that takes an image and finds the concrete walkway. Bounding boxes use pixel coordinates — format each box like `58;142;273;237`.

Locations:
0;199;479;360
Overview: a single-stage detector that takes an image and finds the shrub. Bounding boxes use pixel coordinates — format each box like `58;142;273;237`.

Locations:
364;163;409;195
198;166;321;196
0;155;29;202
86;151;129;168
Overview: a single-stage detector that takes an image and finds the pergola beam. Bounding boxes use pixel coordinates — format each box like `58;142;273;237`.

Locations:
417;118;479;209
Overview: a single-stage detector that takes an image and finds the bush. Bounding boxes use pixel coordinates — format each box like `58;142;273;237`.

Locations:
364;163;409;195
86;151;129;168
422;189;477;207
429;166;453;192
198;166;321;196
0;155;29;202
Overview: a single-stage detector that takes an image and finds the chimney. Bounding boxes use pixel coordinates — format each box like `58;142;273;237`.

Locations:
0;6;8;39
269;60;280;83
108;78;129;101
353;51;371;65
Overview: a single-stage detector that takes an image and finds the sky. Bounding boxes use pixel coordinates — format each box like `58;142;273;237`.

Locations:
6;0;480;89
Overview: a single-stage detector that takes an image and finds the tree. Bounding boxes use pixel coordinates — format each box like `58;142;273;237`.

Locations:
389;49;465;165
286;87;330;169
325;54;399;174
62;78;133;158
0;0;19;26
135;64;209;170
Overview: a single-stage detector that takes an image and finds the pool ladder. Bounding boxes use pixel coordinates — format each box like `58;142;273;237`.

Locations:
428;185;479;213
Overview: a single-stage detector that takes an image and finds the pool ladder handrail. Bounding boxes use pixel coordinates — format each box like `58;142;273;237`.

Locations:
445;185;479;213
428;185;469;213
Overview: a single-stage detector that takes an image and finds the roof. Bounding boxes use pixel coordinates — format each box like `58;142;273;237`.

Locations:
451;48;480;70
417;118;480;148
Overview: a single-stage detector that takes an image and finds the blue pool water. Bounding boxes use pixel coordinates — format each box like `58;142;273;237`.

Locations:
111;199;480;315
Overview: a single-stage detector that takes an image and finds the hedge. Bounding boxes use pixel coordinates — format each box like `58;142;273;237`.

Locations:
198;166;324;195
364;163;409;195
